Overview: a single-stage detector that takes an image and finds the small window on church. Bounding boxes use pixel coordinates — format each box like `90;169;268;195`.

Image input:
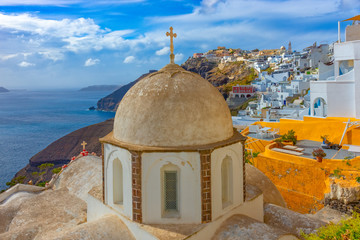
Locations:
164;171;177;211
161;164;180;218
113;158;123;205
221;156;233;209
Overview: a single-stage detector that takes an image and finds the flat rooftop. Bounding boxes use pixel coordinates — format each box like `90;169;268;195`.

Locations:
247;133;280;141
293;140;354;160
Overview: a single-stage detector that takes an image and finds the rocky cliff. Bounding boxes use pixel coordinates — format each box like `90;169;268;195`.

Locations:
97;58;256;111
96;73;150;111
12;119;114;186
0;87;9;93
0;156;135;240
182;58;256;96
181;57;218;80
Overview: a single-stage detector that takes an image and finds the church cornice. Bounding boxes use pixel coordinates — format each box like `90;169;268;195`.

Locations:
99;128;246;154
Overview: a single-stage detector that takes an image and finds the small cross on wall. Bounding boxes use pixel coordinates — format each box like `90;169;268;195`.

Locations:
81;141;87;151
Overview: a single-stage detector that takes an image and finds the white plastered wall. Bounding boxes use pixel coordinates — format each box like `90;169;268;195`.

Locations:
141;152;202;224
309;39;360;118
104;143;133;219
354;60;360;119
211;142;243;220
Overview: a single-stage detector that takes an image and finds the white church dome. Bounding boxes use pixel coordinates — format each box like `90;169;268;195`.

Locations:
113;63;234;147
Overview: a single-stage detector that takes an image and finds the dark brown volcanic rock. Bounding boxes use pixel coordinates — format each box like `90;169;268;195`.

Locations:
13;119;114;185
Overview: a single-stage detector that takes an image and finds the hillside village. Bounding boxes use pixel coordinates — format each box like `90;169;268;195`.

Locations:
183;41;332;120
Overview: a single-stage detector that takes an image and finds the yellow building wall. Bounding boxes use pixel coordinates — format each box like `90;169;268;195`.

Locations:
254;116;360;145
244;136;271;153
242;117;360;213
253;144;360;214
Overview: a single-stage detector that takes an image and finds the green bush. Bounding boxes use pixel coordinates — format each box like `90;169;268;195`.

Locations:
32;172;38;176
301;212;360;240
52;167;62;174
280;130;297;145
38;163;54;170
36;181;47;187
6;176;26;187
356;176;360;184
244;150;260;165
332;168;343;179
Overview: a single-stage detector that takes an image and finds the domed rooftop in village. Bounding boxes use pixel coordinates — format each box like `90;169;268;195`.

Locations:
113;63;234;147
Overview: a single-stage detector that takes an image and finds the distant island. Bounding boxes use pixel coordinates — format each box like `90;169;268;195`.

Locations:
79;85;121;92
97;72;154;111
0;87;9;93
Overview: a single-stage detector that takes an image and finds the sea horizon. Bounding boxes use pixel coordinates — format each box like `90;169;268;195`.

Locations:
0;89;116;190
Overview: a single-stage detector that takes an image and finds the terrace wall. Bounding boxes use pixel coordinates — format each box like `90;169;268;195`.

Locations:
255;116;360;145
253;143;360;213
243;117;360;213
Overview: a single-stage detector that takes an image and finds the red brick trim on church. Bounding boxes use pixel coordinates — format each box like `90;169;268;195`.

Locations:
102;143;105;203
131;151;142;223
200;151;212;223
242;145;246;202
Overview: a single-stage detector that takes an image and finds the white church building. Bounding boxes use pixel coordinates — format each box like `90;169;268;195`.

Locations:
310;16;360;118
86;29;266;239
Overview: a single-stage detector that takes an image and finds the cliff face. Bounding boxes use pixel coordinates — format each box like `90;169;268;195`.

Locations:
13;119;114;186
182;58;256;97
181;57;218;80
96;58;256;112
96;73;150;111
0;87;9;93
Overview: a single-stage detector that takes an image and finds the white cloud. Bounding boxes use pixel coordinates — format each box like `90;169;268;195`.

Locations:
38;51;64;61
18;61;35;67
0;13;102;38
84;58;100;66
0;13;136;54
123;56;135;63
1;54;19;61
152;0;344;24
175;53;184;62
1;52;32;61
156;46;170;56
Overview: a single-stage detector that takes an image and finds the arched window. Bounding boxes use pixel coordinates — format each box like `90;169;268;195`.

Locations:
313;97;327;117
161;164;180;217
221;156;233;208
113;158;123;205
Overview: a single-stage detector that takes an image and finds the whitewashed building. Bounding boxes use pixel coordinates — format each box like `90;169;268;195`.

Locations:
310;18;360;118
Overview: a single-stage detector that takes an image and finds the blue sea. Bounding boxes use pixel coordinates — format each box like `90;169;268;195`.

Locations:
0;90;115;190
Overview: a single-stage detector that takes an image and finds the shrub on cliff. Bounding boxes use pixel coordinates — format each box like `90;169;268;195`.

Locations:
6;175;26;187
52;167;62;174
301;212;360;240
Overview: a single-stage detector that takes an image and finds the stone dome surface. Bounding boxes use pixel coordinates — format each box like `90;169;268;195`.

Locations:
113;63;233;147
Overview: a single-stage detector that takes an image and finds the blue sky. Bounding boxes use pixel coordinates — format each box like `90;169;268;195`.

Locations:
0;0;359;89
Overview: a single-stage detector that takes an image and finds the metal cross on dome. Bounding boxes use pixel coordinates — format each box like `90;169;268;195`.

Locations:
166;26;177;64
81;141;87;151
